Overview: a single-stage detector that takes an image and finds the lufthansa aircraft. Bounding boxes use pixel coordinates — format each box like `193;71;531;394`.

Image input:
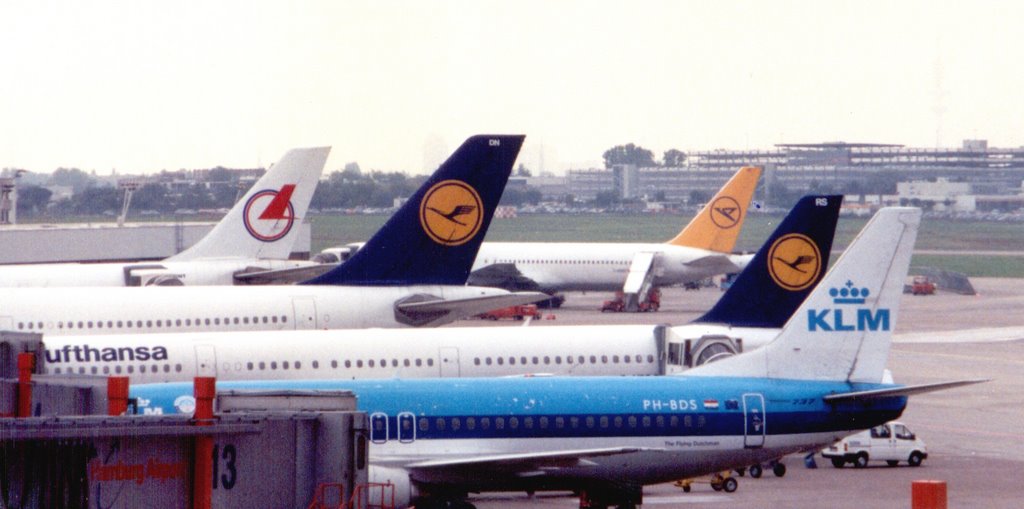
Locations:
0;135;544;335
44;195;842;380
0;147;331;287
132;206;985;509
466;167;761;300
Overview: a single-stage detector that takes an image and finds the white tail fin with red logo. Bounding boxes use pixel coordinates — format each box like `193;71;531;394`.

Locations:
168;147;330;261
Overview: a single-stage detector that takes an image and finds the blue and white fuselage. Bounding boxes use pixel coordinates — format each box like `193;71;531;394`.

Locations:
133;375;905;499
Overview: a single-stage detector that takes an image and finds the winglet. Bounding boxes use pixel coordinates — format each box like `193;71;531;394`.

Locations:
302;135;525;286
666;166;761;252
694;195;842;328
689;207;922;383
168;147;330;261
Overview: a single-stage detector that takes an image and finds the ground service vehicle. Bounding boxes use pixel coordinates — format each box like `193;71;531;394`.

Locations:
476;304;541;321
823;421;927;468
911;275;936;295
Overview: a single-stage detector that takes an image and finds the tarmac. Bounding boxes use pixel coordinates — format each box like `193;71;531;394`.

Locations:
452;278;1024;508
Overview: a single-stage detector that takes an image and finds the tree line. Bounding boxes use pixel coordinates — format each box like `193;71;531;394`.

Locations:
8;163;546;219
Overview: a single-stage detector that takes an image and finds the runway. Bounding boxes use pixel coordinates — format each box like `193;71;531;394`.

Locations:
453;278;1024;508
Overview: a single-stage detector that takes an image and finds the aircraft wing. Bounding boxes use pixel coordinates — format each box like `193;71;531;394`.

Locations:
823;379;989;403
681;253;742;271
233;263;339;285
401;447;653;483
467;263;543;292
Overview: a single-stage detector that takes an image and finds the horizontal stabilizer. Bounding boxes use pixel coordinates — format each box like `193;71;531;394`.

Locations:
233;263;338;285
823;379;989;403
467;263;542;292
682;253;738;269
396;291;547;315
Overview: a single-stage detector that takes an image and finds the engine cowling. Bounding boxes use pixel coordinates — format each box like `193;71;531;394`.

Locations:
368;466;414;508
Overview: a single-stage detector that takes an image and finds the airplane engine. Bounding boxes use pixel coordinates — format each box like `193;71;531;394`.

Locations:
368;466;414;508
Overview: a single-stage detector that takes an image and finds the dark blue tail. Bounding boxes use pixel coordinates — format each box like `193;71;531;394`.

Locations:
695;195;842;327
302;135;525;286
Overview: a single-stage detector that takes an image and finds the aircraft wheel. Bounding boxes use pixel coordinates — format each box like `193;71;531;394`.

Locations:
723;478;738;493
748;464;763;478
773;462;787;477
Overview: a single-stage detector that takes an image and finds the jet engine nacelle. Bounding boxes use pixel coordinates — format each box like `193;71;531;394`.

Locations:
368;466;414;508
665;334;743;374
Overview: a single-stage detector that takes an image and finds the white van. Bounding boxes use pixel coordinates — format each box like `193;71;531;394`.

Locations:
822;421;928;468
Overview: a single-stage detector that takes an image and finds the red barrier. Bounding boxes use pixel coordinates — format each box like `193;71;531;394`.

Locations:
193;377;216;509
16;353;34;418
107;377;129;416
911;480;947;509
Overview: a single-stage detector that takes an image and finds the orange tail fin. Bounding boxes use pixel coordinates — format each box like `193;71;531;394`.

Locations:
666;166;761;252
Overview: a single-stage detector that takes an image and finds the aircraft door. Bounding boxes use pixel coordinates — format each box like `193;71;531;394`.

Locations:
397;412;416;443
292;297;318;330
370;412;389;444
439;347;460;377
194;345;217;377
743;393;766;448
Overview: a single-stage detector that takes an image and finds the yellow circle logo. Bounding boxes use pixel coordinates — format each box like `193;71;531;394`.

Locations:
767;233;822;291
419;180;484;246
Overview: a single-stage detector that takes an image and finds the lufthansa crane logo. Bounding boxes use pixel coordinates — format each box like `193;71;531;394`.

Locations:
419;180;484;246
767;233;822;291
243;184;296;242
709;196;742;229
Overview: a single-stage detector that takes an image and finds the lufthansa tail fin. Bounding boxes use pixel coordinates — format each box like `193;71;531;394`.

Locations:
302;135;525;286
168;147;330;261
689;207;921;383
694;195;842;328
666;166;760;252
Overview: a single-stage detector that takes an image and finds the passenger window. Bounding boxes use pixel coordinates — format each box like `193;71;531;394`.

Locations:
271;362;278;370
246;362;253;370
403;359;410;367
427;359;434;366
272;316;278;324
586;416;595;428
481;418;491;430
555;356;561;365
368;360;375;368
259;362;266;370
114;366;122;374
485;358;492;366
283;361;290;369
451;418;461;431
555;417;564;429
624;355;631;364
495;418;504;430
509;417;519;429
357;360;364;368
419;418;428;432
435;418;445;431
509;357;516;365
600;416;609;428
525;417;534;429
312;361;318;369
466;417;476;430
601;355;608;363
415;359;422;367
642;416;651;427
496;357;503;366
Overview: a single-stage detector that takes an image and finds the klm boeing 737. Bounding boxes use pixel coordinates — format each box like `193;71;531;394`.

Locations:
0;135;545;335
132;207;985;509
44;194;843;381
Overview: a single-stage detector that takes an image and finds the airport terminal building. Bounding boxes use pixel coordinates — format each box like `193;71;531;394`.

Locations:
551;140;1024;210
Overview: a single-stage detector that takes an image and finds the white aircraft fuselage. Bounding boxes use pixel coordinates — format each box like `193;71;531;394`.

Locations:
0;258;318;287
472;242;752;291
1;284;527;336
41;323;780;381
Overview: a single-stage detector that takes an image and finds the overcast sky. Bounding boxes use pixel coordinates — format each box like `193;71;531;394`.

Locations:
2;1;1022;176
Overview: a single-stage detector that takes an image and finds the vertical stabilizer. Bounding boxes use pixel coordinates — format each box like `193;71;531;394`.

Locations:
168;147;330;261
666;166;760;252
695;195;842;328
302;135;525;286
689;207;921;382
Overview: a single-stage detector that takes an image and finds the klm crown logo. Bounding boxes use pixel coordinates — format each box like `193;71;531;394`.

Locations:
808;280;890;332
830;281;870;304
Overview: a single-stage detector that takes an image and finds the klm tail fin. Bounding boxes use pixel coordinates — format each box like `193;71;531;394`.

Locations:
695;195;842;328
666;166;760;252
689;207;922;383
168;147;330;261
302;135;525;286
